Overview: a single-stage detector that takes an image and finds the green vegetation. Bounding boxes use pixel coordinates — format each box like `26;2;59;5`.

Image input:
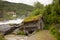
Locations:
24;0;60;40
43;0;60;29
49;24;60;40
0;34;5;40
24;2;44;22
25;0;60;29
24;15;41;22
0;0;60;39
16;30;25;35
0;1;34;20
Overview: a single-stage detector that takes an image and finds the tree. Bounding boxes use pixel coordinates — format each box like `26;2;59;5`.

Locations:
30;2;44;17
43;0;60;29
34;2;44;10
52;0;60;24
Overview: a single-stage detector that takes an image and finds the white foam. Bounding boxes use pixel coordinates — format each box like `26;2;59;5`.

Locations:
0;19;24;25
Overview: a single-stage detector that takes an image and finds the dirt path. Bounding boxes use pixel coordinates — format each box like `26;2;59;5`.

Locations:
5;30;57;40
28;30;57;40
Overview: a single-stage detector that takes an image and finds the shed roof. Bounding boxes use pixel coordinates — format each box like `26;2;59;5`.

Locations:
24;15;42;23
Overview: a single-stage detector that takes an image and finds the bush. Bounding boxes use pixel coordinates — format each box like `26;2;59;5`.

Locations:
43;24;49;30
49;25;60;40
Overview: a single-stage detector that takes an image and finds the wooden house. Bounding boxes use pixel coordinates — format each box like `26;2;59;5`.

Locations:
20;16;44;34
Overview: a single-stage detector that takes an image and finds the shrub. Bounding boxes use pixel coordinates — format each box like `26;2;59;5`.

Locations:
49;25;60;40
43;24;49;30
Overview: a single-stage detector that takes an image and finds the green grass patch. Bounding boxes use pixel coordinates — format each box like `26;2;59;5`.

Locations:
0;33;5;40
16;30;25;35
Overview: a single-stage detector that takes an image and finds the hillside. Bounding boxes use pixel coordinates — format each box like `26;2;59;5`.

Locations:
0;1;34;19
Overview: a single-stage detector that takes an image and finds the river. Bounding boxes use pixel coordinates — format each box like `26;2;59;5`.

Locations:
0;18;24;25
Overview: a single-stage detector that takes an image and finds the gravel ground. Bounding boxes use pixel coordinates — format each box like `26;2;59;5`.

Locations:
5;35;28;40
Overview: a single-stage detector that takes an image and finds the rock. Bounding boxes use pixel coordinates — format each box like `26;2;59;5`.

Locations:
5;34;28;40
0;24;13;34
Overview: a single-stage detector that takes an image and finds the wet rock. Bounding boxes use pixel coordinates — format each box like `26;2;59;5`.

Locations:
0;24;13;34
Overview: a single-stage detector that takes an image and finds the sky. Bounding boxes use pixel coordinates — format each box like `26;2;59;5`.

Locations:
4;0;53;6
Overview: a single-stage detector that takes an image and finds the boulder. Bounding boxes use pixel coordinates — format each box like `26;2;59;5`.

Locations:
0;24;13;35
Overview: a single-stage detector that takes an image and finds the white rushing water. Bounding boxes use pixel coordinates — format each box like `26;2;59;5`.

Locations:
0;19;24;25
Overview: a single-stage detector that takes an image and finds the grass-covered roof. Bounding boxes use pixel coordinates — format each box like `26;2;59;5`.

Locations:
24;15;42;22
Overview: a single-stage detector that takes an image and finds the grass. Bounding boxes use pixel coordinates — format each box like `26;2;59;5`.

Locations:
0;33;5;40
16;30;25;35
24;15;42;22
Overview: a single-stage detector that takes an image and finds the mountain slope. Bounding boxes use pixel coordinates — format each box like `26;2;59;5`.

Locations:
0;1;34;16
0;1;34;20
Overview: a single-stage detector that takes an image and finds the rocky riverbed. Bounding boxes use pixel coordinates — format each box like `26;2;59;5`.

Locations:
5;34;28;40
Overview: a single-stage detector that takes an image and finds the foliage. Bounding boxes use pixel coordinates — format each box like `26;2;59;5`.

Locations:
24;0;60;40
34;2;44;9
24;0;60;30
43;0;60;40
49;25;58;36
0;1;34;20
43;0;60;29
49;24;60;40
33;2;44;16
24;2;44;22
